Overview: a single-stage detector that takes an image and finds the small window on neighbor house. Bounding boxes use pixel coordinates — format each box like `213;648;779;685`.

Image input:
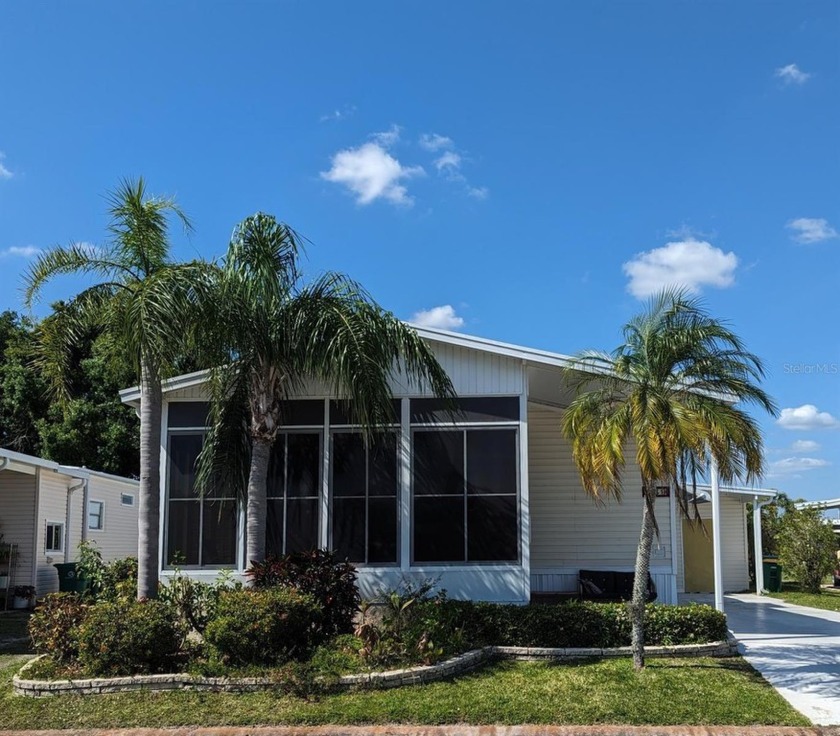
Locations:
88;501;104;531
121;493;135;507
45;522;64;553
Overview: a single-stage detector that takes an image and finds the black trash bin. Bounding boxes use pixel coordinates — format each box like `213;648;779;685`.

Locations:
53;563;88;594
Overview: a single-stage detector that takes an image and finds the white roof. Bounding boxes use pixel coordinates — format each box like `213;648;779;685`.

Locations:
797;498;840;511
0;447;139;486
693;484;778;503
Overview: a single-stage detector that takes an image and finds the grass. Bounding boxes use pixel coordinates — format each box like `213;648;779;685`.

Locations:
768;582;840;613
0;653;808;728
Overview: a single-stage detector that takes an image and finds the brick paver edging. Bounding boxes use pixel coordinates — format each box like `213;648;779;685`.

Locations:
12;637;738;698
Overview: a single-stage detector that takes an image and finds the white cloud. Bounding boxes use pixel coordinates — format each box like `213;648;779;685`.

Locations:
419;133;454;152
371;125;401;147
622;238;738;299
778;404;840;431
0;245;41;258
321;142;423;206
791;439;821;453
768;457;830;476
319;105;357;123
0;152;13;180
467;186;489;200
410;305;464;330
786;217;838;244
434;151;462;174
775;63;811;85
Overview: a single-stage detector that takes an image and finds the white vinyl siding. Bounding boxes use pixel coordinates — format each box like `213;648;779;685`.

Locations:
0;470;37;588
84;477;139;561
527;405;674;598
36;472;71;595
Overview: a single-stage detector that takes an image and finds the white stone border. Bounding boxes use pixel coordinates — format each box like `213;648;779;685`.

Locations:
13;637;739;698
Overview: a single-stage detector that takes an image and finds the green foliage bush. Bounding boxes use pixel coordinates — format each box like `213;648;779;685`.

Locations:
158;568;239;633
778;506;836;594
203;587;322;667
356;582;728;668
247;550;360;637
28;593;88;662
76;599;183;675
75;541;138;603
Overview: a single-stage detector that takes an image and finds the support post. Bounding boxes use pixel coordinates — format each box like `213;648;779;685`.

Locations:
753;496;765;595
710;455;724;612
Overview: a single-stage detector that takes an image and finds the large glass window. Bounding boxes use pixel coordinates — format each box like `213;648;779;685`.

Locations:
331;431;398;564
265;432;321;556
413;428;518;563
166;432;238;567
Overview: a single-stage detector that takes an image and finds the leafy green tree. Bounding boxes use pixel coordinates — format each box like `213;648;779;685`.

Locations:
562;289;776;668
0;311;49;454
25;178;212;599
196;213;455;566
778;506;836;594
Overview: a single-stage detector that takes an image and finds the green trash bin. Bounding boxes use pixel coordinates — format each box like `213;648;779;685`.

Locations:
53;563;89;594
762;558;783;593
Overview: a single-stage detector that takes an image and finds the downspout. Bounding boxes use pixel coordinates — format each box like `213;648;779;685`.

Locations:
753;496;770;595
66;477;87;561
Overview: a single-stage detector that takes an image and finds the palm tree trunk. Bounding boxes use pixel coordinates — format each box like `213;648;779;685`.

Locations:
631;485;656;669
245;437;272;569
137;358;162;600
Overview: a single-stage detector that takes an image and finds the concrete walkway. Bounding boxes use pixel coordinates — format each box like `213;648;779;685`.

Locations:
705;594;840;727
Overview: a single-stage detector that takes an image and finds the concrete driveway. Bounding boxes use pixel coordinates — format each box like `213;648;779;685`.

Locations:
715;594;840;726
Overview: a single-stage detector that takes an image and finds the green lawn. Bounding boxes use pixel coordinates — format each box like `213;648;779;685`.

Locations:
0;653;808;728
768;583;840;613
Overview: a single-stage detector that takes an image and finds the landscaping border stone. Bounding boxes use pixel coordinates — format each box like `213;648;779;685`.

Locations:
13;636;740;698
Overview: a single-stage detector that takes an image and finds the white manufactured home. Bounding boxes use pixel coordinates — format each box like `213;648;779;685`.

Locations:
0;448;139;601
120;326;770;605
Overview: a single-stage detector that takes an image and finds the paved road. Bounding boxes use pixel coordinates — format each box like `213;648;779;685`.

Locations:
719;594;840;727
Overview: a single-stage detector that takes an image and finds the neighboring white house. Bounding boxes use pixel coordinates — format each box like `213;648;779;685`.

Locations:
119;325;768;605
0;448;139;601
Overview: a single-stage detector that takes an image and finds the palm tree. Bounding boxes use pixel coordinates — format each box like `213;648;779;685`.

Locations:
196;213;455;566
25;178;210;599
561;289;776;669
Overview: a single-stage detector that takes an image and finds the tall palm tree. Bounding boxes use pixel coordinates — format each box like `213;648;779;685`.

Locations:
561;289;776;669
196;213;455;566
25;178;210;599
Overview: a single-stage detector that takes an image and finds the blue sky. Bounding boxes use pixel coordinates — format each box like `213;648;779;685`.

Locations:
1;2;838;500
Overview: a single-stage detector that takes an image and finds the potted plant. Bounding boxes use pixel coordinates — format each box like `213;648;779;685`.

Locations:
12;585;35;610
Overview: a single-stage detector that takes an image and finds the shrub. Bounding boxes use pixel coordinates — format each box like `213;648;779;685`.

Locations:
203;587;321;667
247;550;360;637
778;506;836;594
158;568;239;633
100;556;138;602
357;586;728;666
29;593;87;662
76;599;183;675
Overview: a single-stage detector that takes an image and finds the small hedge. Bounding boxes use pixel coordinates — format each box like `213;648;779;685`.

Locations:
76;599;183;676
29;593;87;663
411;600;727;651
247;550;360;638
204;587;322;667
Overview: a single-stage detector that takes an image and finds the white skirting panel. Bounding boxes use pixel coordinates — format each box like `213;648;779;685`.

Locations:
531;567;679;605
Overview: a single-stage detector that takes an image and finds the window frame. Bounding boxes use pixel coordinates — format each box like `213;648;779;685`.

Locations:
120;493;135;507
329;426;401;567
164;428;240;570
265;428;324;558
410;421;520;566
45;521;64;554
87;499;105;532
